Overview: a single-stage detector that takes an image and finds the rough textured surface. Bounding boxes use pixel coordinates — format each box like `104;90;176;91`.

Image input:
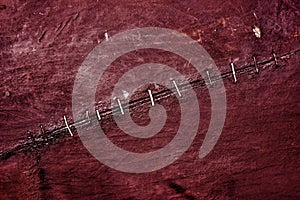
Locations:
0;0;299;199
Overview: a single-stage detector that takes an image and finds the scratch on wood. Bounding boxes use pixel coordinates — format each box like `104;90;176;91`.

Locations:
38;30;47;43
73;12;80;21
55;17;73;37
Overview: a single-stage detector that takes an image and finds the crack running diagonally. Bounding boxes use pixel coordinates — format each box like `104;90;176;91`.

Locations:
0;49;299;160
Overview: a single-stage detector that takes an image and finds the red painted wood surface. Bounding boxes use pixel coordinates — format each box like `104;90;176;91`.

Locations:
0;0;299;199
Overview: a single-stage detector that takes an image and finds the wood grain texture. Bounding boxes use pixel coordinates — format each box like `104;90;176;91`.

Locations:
0;0;299;199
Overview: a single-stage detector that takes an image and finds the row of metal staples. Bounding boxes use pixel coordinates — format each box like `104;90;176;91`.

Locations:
0;49;299;160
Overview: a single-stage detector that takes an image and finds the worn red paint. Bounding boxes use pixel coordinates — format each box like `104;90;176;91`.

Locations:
0;0;299;199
